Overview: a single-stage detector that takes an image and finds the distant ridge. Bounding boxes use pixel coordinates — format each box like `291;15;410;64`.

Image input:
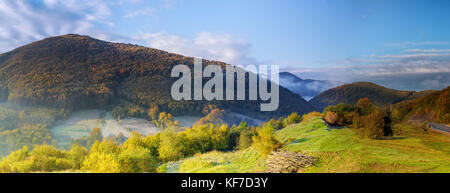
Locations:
278;72;343;100
309;82;428;111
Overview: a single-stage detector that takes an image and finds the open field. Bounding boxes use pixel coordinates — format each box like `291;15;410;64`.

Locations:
278;117;450;173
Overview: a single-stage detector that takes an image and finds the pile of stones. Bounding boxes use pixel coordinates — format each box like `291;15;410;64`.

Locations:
266;150;316;173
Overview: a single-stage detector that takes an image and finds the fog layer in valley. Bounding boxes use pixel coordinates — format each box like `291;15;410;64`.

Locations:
51;109;201;148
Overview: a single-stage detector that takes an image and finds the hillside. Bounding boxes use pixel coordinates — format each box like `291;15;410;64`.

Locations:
164;116;450;173
392;87;450;124
309;82;416;111
0;34;312;119
278;72;343;100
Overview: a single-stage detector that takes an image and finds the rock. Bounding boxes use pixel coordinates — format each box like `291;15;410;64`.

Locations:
265;150;315;173
325;111;338;125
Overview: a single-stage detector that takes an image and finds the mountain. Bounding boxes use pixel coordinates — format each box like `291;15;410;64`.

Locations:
278;72;343;100
392;87;449;124
309;82;423;111
0;34;313;119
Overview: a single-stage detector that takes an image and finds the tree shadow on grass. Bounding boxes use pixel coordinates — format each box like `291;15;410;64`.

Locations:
291;138;309;144
382;136;407;140
327;125;345;131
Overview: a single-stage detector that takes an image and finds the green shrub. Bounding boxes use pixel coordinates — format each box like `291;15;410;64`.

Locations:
252;125;282;155
0;144;88;173
323;103;355;126
238;131;254;150
82;139;121;173
0;124;56;157
285;112;302;125
157;131;185;162
118;145;158;173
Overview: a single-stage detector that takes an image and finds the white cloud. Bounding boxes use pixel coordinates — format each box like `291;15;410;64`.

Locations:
405;48;450;53
384;41;450;48
159;0;181;10
134;32;256;65
124;8;157;18
375;53;450;59
0;0;118;52
283;50;450;91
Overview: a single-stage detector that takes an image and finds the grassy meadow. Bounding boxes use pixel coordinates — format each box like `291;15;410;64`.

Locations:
166;116;450;173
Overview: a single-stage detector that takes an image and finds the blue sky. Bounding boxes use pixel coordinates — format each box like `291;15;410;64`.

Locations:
0;0;449;90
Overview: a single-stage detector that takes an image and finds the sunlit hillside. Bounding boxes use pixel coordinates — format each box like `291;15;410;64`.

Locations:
166;116;450;173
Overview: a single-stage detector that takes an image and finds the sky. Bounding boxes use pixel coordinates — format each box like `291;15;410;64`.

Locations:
0;0;449;91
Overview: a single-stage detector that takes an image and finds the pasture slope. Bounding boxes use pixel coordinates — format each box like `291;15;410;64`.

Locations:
164;116;450;173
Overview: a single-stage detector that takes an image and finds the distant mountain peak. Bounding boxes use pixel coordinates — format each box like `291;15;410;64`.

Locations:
279;72;304;81
278;72;343;100
40;34;99;43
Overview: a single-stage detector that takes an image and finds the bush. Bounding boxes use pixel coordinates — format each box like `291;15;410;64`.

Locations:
118;146;158;173
238;131;254;150
142;133;161;159
252;125;282;155
356;97;374;116
158;131;185;162
66;144;89;169
232;122;254;150
183;124;230;154
0;144;87;173
302;112;323;122
285;112;302;125
81;134;159;173
323;103;355;126
357;108;387;139
322;98;393;139
0;124;57;157
157;122;232;162
82;151;121;173
266;119;284;130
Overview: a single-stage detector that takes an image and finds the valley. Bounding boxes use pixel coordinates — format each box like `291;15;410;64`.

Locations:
0;34;448;174
50;109;161;148
0;102;203;154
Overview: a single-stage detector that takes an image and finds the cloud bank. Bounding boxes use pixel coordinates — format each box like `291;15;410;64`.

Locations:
285;49;450;91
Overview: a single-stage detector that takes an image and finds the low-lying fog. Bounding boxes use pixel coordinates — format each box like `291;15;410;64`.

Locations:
1;102;262;150
51;109;201;148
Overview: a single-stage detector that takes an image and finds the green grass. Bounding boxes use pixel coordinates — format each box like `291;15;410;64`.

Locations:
162;147;266;173
164;116;450;173
276;117;450;173
4;115;446;173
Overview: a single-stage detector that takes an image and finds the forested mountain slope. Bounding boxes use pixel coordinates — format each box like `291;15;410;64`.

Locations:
0;34;312;118
310;82;417;111
392;87;449;124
